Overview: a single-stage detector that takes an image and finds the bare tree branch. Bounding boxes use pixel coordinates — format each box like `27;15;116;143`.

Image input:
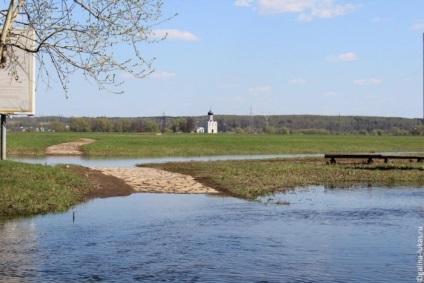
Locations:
0;0;174;95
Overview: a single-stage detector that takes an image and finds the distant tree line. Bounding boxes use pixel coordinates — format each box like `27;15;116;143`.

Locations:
7;115;424;136
215;115;424;136
8;116;198;134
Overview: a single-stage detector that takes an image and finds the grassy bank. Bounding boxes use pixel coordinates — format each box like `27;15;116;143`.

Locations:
8;132;424;157
143;158;424;200
2;157;422;217
7;132;83;156
0;161;134;218
3;132;424;216
0;161;92;217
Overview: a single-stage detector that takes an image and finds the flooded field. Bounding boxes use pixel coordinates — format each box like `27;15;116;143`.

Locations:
1;186;423;282
11;154;322;167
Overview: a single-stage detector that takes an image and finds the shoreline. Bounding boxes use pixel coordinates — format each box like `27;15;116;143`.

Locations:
45;139;220;195
40;139;424;198
91;167;220;195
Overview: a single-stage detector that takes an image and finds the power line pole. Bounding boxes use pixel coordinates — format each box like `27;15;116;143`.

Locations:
338;113;341;133
249;107;253;133
160;112;166;133
263;112;270;127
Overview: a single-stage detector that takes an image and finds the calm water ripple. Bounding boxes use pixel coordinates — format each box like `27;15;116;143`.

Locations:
11;154;322;167
1;186;423;282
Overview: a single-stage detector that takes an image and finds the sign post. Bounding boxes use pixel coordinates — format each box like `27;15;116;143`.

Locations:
0;28;36;160
1;114;5;160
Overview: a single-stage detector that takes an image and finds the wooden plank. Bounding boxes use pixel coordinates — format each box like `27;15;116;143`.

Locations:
325;154;382;163
383;156;424;163
324;154;382;158
324;153;424;164
382;155;424;159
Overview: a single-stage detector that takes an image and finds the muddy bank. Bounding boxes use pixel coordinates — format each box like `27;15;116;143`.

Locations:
68;166;135;199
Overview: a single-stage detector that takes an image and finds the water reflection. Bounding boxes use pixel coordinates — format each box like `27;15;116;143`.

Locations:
11;151;422;167
0;220;38;280
11;154;322;167
1;186;423;282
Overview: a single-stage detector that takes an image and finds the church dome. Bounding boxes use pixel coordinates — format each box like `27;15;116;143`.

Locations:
208;110;213;115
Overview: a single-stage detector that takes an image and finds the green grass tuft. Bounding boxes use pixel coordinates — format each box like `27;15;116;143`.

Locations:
143;158;424;200
0;161;91;217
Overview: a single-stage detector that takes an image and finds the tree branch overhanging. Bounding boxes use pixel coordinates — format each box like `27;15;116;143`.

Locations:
0;0;174;95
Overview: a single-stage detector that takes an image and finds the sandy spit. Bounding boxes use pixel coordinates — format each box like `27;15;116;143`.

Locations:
45;139;218;194
91;167;219;195
46;138;96;155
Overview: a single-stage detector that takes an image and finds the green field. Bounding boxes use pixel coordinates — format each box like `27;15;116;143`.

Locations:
144;158;424;200
7;132;424;156
2;132;423;217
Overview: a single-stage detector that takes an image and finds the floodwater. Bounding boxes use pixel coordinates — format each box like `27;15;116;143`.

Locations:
1;186;423;282
11;154;322;167
11;151;421;167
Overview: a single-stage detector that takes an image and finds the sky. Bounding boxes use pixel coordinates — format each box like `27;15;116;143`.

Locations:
35;0;424;119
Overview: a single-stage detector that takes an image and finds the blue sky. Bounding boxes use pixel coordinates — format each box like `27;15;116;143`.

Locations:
36;0;424;118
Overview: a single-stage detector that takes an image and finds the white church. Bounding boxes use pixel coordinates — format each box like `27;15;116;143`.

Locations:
197;110;218;134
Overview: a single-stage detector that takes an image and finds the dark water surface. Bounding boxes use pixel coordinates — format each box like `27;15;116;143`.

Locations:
1;186;423;282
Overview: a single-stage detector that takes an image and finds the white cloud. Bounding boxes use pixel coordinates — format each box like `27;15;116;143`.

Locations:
234;0;255;7
327;52;358;61
324;91;337;96
149;71;176;80
412;21;424;31
121;73;136;79
151;29;199;42
353;78;381;85
248;86;272;96
235;0;359;20
288;78;306;84
372;17;382;23
123;71;175;79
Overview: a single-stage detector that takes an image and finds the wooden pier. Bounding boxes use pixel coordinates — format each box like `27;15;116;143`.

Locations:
324;154;424;164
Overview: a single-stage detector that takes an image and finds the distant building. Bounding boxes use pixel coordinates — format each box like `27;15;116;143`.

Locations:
196;110;218;134
207;110;218;134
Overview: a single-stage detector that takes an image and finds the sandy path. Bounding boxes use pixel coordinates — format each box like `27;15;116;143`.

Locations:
46;138;96;155
92;167;219;195
46;139;218;194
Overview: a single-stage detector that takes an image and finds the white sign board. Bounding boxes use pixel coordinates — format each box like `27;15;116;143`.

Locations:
0;28;35;115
